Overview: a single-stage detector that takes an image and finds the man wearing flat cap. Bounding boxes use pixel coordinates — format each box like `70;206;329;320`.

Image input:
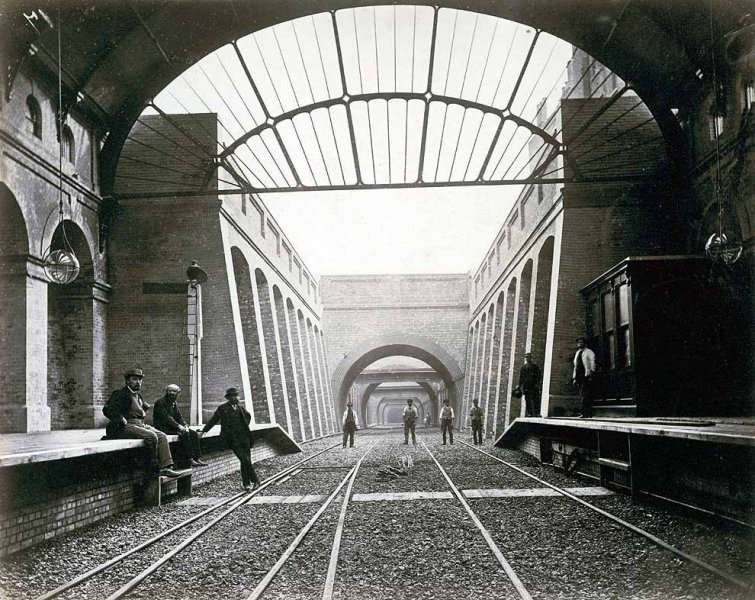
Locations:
202;387;259;491
103;368;181;477
154;384;206;468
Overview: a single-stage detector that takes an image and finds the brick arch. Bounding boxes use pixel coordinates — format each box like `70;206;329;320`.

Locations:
47;219;97;429
255;268;287;428
0;184;30;432
230;248;270;423
272;285;302;440
332;333;463;418
0;183;29;260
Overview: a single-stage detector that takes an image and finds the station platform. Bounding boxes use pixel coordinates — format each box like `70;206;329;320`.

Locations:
0;423;300;467
0;423;303;556
495;416;755;524
496;416;755;448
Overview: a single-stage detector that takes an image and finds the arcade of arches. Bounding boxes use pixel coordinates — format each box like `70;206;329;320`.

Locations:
0;2;753;435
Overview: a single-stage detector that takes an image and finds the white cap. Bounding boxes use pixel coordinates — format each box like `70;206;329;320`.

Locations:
166;384;181;393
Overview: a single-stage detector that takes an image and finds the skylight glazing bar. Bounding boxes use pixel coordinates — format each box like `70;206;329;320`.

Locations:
331;12;362;184
233;39;302;186
417;7;439;183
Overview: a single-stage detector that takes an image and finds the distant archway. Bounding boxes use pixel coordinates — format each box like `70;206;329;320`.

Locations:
332;333;463;418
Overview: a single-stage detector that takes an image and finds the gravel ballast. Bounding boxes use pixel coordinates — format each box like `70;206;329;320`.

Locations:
0;430;751;600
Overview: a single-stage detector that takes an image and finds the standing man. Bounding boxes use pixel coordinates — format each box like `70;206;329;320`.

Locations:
518;353;542;417
202;388;259;492
153;384;206;468
441;399;456;445
469;399;483;445
103;368;181;477
342;400;358;448
573;337;596;418
402;398;418;445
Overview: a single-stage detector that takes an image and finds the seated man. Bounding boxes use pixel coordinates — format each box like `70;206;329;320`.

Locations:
153;384;206;468
103;368;181;477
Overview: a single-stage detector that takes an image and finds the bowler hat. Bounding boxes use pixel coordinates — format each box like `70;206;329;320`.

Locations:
225;387;240;398
124;368;144;378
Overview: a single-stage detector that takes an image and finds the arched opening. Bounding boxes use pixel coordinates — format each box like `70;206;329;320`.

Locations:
255;269;287;428
284;300;312;438
296;309;317;437
231;248;270;423
26;95;42;139
485;292;505;435
496;277;518;436
509;260;534;422
47;220;96;429
304;317;324;436
62;125;75;163
332;333;463;427
353;357;439;429
313;325;334;433
531;237;555;415
0;184;31;432
273;286;303;440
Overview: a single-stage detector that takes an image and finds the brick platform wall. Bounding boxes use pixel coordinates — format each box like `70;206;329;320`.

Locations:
0;439;284;557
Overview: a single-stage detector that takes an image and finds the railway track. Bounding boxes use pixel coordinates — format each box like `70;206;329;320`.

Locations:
446;440;750;596
34;441;344;600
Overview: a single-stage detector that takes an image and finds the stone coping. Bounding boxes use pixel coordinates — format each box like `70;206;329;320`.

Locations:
0;423;300;467
495;416;755;449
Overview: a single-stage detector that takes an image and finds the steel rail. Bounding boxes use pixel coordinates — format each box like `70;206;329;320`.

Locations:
35;442;341;600
321;443;376;600
422;441;533;600
247;443;376;600
459;441;749;592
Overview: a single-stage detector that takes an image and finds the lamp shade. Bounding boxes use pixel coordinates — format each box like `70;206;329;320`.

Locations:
43;249;80;284
705;232;743;265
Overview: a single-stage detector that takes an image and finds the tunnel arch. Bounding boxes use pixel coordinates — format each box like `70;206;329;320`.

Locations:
332;332;463;418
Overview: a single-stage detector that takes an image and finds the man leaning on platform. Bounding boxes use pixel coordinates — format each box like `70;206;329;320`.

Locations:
103;368;182;477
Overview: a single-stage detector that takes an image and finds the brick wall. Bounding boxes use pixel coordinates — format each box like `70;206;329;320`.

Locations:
321;274;470;377
0;438;284;557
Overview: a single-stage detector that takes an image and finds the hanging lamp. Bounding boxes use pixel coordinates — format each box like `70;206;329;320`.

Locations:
704;1;743;266
42;3;79;285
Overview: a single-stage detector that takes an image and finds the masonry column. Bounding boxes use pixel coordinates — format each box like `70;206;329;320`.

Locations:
25;261;51;431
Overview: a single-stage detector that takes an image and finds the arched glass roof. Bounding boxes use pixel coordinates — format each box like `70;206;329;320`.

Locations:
115;6;665;199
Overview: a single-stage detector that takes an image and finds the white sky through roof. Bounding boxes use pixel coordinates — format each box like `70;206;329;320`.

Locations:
262;184;520;276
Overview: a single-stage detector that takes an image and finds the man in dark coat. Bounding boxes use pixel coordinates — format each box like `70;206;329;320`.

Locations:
518;353;542;417
153;384;206;468
469;398;484;445
201;387;259;491
103;368;181;477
